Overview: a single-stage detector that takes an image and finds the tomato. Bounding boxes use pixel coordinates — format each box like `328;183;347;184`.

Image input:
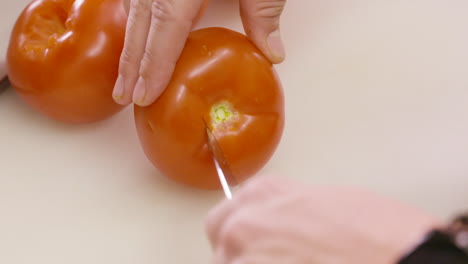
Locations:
6;0;127;123
134;27;285;190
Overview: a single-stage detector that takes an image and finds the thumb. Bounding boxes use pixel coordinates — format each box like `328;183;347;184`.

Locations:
239;0;286;64
122;0;130;14
0;60;6;78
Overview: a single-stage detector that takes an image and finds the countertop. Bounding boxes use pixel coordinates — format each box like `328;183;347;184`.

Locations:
1;0;467;263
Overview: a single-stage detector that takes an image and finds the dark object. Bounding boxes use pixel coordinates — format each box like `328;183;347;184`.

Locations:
447;213;468;255
0;76;10;94
398;212;468;264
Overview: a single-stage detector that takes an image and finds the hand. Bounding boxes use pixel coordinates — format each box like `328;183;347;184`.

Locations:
0;60;6;78
112;0;287;106
205;176;440;264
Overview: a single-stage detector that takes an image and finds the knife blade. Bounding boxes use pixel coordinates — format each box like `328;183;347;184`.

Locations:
0;76;9;94
204;120;236;200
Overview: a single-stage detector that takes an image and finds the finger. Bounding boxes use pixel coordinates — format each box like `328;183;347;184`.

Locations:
122;0;130;14
206;197;235;249
230;255;271;264
212;245;272;264
132;0;206;106
239;0;286;64
0;60;6;78
205;176;289;249
211;245;228;264
113;0;152;105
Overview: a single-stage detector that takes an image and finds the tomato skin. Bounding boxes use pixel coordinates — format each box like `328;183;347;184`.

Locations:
7;0;127;123
134;27;285;190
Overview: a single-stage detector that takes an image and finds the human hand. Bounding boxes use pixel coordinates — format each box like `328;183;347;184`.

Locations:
112;0;286;106
205;176;440;264
0;60;6;79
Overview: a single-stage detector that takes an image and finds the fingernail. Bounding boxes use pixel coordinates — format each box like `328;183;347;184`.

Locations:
133;77;147;105
267;29;285;62
112;75;125;101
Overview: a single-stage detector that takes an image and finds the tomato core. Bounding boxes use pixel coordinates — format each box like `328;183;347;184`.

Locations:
211;101;235;125
24;5;68;54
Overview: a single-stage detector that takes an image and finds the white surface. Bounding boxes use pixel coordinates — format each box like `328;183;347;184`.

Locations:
1;0;468;263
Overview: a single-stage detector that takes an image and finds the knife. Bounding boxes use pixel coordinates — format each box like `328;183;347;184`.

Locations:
204;120;236;200
0;76;9;94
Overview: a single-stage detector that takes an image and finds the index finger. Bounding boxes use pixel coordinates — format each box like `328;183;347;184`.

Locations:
205;176;291;248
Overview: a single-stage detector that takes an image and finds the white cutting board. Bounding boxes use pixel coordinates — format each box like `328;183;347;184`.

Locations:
1;0;468;263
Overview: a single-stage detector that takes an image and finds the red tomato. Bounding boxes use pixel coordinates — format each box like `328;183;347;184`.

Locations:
134;27;285;190
6;0;127;123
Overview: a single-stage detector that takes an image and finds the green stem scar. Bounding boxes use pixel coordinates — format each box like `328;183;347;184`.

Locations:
211;102;235;124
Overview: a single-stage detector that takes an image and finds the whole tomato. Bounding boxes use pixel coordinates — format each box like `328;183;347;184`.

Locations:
134;27;285;190
6;0;127;123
